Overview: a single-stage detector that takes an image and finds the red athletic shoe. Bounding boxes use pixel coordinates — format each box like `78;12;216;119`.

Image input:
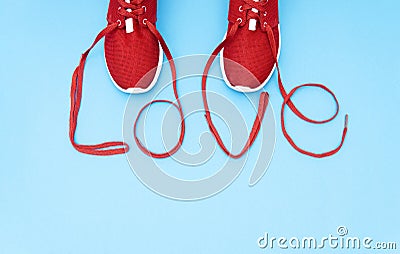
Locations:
221;0;280;92
69;0;185;156
105;0;162;93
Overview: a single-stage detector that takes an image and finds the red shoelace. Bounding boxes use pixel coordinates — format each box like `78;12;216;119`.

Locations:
70;1;185;157
202;3;348;159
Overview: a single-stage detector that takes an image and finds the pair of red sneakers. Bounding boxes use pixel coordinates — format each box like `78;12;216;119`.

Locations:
70;0;348;158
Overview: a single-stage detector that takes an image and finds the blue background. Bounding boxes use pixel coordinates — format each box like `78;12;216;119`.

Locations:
1;0;399;253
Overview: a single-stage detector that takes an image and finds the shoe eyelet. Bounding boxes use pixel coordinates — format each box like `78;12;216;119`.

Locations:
142;6;147;12
142;18;148;26
263;22;268;28
118;7;122;11
264;11;267;16
117;19;122;27
237;18;243;24
239;5;243;12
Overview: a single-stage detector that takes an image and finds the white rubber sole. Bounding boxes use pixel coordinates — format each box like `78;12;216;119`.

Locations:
220;24;281;93
105;42;164;94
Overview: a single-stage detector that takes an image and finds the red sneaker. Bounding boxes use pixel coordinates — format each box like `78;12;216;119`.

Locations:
105;0;162;93
69;0;185;156
202;0;349;159
221;0;280;92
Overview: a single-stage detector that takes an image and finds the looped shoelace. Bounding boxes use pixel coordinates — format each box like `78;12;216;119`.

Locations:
263;23;348;158
203;15;348;159
132;23;186;159
202;22;270;159
70;8;185;157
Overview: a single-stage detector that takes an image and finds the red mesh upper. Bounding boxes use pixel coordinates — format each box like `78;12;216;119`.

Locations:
104;0;160;90
223;0;280;89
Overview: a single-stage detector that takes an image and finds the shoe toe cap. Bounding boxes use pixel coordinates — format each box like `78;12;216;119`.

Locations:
105;29;161;93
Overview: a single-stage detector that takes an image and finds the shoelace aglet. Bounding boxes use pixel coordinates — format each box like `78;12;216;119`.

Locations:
344;114;349;129
249;0;260;31
125;0;134;33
